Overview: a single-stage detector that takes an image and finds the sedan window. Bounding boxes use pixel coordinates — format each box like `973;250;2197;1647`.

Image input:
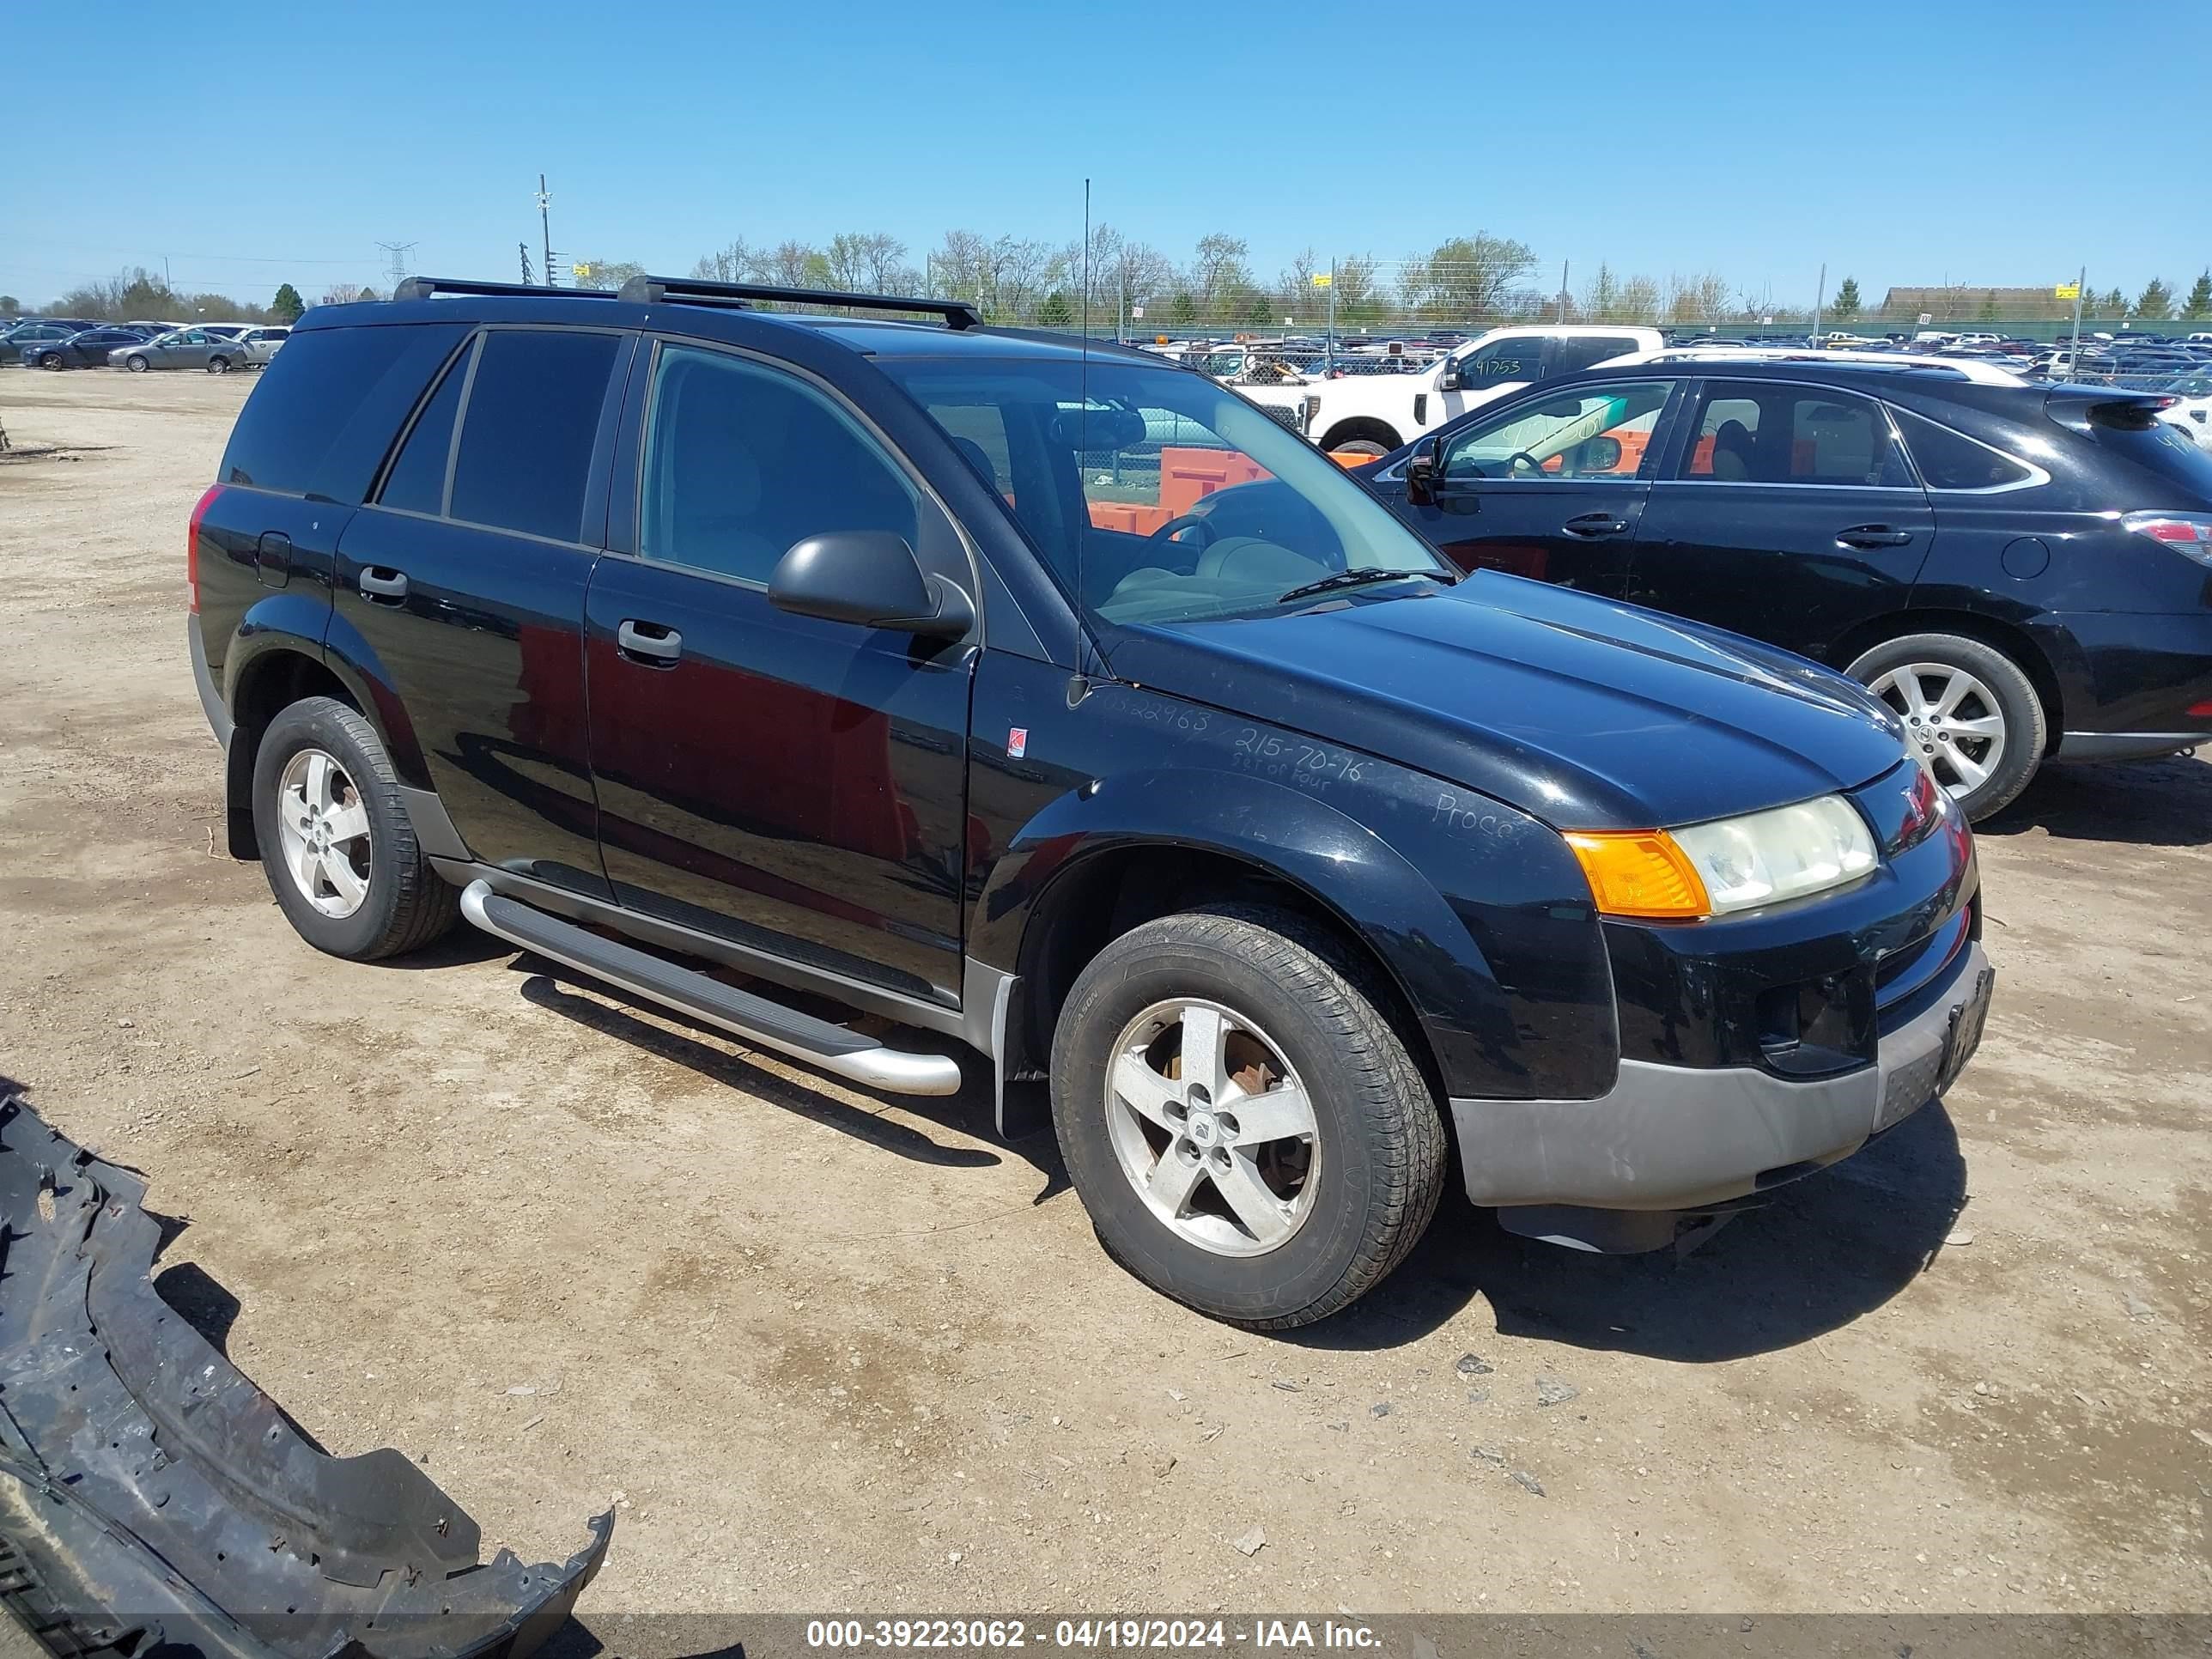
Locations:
1677;382;1913;487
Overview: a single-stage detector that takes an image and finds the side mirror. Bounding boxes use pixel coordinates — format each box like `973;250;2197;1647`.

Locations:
1438;362;1463;392
1579;434;1625;473
1405;440;1440;506
769;532;974;640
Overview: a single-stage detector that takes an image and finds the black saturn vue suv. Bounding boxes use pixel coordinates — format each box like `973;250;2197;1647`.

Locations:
188;276;1992;1328
1344;350;2212;821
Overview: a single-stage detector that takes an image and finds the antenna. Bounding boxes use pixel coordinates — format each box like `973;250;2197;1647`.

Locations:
1076;178;1093;687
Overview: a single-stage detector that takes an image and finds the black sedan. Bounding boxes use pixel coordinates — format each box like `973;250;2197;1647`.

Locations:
16;325;157;369
1328;356;2212;819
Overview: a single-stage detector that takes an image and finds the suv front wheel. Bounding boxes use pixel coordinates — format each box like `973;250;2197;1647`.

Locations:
252;696;459;961
1050;905;1446;1329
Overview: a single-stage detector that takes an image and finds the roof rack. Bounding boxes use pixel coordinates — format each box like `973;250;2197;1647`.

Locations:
617;273;981;329
390;276;619;303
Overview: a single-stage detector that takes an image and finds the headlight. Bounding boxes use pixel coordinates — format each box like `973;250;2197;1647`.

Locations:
1567;794;1879;920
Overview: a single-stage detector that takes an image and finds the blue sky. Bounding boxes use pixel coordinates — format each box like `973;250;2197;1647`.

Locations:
5;0;2203;312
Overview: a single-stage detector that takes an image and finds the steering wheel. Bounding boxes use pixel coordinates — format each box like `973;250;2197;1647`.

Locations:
1148;512;1218;547
1507;451;1547;474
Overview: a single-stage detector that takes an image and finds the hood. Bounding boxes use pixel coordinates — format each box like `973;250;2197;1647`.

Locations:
1103;573;1909;830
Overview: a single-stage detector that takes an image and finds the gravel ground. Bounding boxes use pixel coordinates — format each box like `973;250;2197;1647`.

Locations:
2;370;2207;1638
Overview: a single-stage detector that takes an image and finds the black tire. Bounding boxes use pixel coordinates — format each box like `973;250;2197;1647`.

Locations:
125;354;149;372
1845;632;2046;821
37;351;62;370
1050;904;1447;1330
251;696;459;961
206;355;232;374
1319;422;1400;458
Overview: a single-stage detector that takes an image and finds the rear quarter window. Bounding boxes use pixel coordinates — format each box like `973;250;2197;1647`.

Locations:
218;322;469;501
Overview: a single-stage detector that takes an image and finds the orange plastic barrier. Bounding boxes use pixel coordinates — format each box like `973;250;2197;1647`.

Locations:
1159;447;1271;516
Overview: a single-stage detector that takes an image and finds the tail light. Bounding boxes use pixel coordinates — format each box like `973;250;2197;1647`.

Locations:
187;483;221;612
2123;516;2212;572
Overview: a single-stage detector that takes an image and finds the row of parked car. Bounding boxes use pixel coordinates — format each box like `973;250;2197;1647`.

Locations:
1147;322;2210;827
0;316;289;372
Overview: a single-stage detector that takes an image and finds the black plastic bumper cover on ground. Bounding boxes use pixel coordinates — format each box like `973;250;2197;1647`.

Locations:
0;1095;613;1657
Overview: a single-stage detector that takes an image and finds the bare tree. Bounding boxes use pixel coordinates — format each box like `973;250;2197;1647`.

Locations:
690;239;760;283
320;283;378;306
1188;234;1254;314
757;240;826;289
1397;234;1537;322
823;232;913;293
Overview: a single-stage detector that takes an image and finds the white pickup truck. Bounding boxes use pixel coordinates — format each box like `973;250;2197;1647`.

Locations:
1238;324;1663;456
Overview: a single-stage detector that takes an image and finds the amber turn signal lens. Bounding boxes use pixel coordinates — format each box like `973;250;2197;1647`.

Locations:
1564;830;1712;920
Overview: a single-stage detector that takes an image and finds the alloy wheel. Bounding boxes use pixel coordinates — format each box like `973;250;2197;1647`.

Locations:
1103;999;1320;1257
275;748;373;919
1867;662;2007;798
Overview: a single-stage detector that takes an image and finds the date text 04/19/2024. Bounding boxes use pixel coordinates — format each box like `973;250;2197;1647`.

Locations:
803;1619;1382;1650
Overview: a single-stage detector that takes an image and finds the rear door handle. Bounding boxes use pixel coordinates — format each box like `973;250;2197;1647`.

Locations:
1837;526;1915;549
617;619;684;665
1562;513;1632;538
357;566;410;601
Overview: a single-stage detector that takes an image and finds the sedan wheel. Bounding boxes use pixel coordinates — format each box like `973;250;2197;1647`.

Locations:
125;355;149;373
1865;662;2007;799
274;748;374;920
206;356;232;374
1103;998;1320;1257
38;352;62;370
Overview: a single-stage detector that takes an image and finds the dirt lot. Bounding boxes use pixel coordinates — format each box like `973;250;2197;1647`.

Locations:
2;370;2207;1636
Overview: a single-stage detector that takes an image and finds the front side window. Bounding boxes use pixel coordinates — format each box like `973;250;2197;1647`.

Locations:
640;344;918;586
879;355;1450;627
1677;381;1913;487
447;329;621;543
1440;381;1672;483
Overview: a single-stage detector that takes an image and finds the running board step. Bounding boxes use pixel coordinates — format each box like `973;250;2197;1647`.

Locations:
459;880;963;1096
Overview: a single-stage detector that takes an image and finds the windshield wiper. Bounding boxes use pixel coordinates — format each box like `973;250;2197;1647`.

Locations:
1276;568;1437;605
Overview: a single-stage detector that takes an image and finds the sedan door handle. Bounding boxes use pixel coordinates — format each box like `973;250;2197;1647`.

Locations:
357;566;410;601
1837;526;1915;549
617;618;683;665
1562;513;1632;538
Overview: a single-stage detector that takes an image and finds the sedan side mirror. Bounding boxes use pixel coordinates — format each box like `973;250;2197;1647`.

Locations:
1405;440;1440;506
769;532;974;640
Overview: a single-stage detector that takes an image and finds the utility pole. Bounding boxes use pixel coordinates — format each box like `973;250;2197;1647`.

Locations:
519;243;535;285
2069;264;2086;368
1813;261;1826;342
1327;257;1338;369
536;174;556;288
1557;258;1569;324
376;241;418;291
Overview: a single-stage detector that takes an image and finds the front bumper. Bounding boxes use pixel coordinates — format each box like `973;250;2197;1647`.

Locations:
1450;937;1991;1219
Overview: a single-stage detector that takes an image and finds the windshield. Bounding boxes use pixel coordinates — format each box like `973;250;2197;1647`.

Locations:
878;356;1452;626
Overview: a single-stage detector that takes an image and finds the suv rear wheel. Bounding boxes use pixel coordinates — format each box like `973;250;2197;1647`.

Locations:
1846;632;2046;821
1050;905;1445;1328
252;696;459;960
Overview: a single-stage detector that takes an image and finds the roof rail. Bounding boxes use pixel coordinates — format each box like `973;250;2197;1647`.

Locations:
617;273;981;329
390;276;618;303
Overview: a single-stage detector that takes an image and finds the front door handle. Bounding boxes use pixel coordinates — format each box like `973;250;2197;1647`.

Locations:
357;566;409;601
617;618;684;665
1837;525;1915;549
1562;513;1632;538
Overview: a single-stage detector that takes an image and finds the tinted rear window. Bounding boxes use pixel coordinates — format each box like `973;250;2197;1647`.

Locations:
218;323;467;500
447;330;622;544
1893;408;2036;489
2087;411;2212;499
374;341;471;516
